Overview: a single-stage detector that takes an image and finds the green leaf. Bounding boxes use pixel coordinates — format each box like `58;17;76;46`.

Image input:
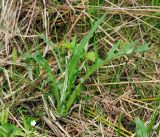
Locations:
85;51;96;62
135;117;148;137
117;41;137;56
33;54;60;111
79;13;107;54
134;43;150;53
132;83;145;98
38;33;63;72
65;84;82;114
106;41;120;60
147;111;158;133
11;48;17;62
0;108;9;124
0;123;23;137
26;65;33;81
82;58;103;83
117;113;123;137
63;41;80;103
22;116;36;131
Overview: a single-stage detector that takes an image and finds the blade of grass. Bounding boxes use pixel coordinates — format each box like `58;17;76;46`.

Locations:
118;112;123;137
147;111;158;133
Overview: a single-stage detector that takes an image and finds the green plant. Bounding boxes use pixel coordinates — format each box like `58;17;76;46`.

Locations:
0;108;23;137
151;0;160;6
0;108;39;137
32;14;150;117
22;116;38;137
135;111;159;137
0;123;23;137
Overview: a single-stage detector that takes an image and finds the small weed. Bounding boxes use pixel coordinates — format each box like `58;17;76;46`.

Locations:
0;107;39;137
32;14;149;117
0;108;23;137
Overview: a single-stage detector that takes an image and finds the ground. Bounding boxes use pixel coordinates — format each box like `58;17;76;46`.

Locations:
0;0;160;137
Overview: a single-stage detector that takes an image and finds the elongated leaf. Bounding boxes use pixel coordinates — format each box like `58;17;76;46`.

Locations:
82;58;103;83
106;41;120;60
38;34;63;72
147;111;158;133
62;40;80;103
116;41;137;56
65;84;82;113
134;43;150;53
66;58;103;114
135;117;148;137
79;13;107;54
0;108;9;124
132;83;145;98
117;112;122;137
33;54;60;110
